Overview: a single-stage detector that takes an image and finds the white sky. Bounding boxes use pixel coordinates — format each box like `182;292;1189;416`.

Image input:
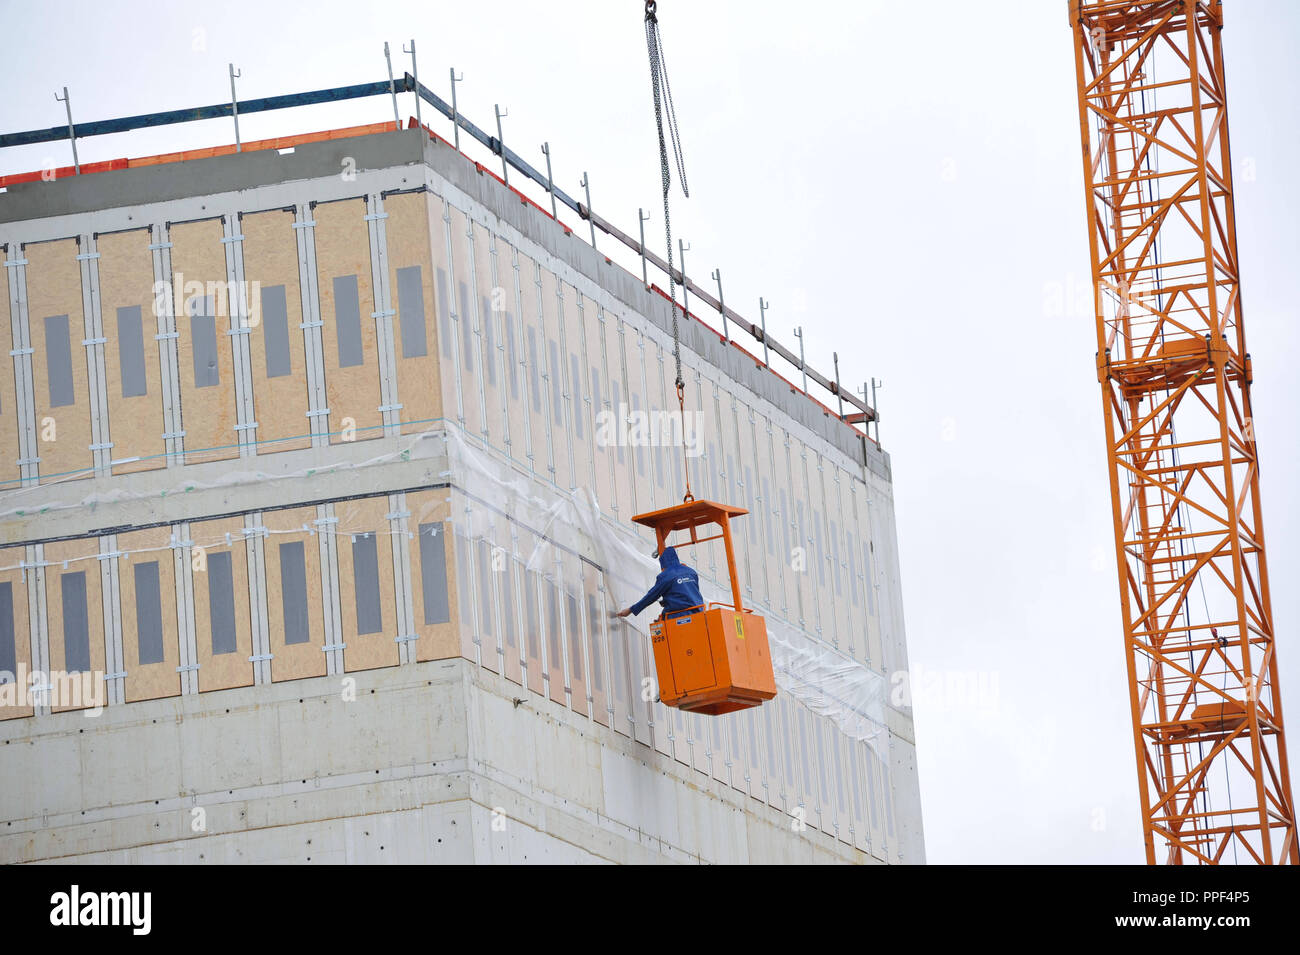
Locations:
1;0;1296;864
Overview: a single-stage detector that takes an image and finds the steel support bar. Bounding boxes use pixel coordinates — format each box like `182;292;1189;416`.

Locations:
0;79;410;148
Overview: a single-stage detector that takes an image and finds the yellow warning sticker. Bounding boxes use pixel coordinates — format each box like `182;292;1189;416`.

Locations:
735;615;745;639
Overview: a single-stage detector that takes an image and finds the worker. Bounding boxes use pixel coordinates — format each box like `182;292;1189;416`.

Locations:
615;545;704;620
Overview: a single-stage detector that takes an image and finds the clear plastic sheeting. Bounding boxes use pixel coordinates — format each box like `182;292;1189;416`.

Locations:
440;426;889;757
1;417;889;757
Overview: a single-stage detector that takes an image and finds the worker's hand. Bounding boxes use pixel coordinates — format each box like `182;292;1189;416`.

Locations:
614;608;632;619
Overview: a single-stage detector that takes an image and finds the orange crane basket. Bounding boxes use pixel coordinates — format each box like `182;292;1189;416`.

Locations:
631;499;777;715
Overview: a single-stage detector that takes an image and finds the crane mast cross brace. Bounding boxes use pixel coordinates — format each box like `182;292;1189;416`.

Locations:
1069;0;1297;864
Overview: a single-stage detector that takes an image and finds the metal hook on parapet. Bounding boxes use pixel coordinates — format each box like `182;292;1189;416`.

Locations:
449;69;464;149
581;172;597;249
833;352;844;418
793;326;807;392
228;65;243;150
541;144;557;217
758;298;770;368
711;269;728;344
494;105;509;184
383;43;400;131
402;40;422;128
55;87;79;173
678;239;690;318
871;378;882;443
639;209;651;288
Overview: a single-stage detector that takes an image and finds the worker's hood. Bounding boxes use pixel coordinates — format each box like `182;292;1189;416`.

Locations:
659;546;682;570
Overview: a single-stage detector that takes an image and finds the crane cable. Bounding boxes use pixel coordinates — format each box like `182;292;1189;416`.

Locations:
644;0;694;503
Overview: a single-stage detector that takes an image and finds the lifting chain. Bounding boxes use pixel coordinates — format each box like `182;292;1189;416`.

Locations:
645;1;694;503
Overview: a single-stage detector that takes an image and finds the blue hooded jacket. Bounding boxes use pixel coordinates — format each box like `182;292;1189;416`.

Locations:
629;546;704;618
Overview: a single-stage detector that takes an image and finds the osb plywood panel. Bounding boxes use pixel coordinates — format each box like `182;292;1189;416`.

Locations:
471;219;502;444
582;293;613;518
189;515;254;693
170;219;239;466
387;192;441;435
0;266;20;489
98;229;167;476
561;281;591;494
493;522;521;684
241;210;310;454
538;266;570;492
0;545;33;720
516;249;550;481
25;239;92;483
428;196;461;426
564;558;588;718
263;505;327;683
314;199;382;445
583;562;608;728
446;205;483;438
409;490;458;663
118;525;182;703
336;494;399;672
43;536;107;714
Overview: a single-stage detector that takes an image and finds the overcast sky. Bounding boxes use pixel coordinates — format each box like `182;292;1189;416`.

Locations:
2;0;1296;864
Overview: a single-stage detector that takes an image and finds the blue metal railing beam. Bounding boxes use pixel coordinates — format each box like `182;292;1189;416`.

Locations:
406;74;582;216
0;78;410;149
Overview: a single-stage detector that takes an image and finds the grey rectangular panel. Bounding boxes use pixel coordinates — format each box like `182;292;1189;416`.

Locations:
352;533;382;635
459;281;475;372
570;355;583;438
764;477;776;557
480;296;495;384
396;266;427;359
476;539;494;635
524;572;540;665
500;560;516;652
526;327;542;413
61;571;90;673
133;561;165;666
0;581;14;678
261;284;292;378
813;508;824;585
505;316;519;398
586;593;603;693
548;340;563;425
116;305;148;397
279;541;310;645
863;540;876;617
418;522;450;626
190;295;220;388
847;530;859;608
207;551;237;654
545;580;561;670
566;591;582;678
436;267;453;360
333;275;364;368
830;519;842;596
44;314;75;407
610;379;624;464
630;393;644;477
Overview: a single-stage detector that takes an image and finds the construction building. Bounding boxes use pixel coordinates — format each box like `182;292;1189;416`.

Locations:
0;88;922;863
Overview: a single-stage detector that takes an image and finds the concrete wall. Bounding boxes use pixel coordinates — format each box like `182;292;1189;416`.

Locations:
0;658;872;864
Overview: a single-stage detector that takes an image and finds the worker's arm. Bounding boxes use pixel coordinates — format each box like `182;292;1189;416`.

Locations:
620;575;670;618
